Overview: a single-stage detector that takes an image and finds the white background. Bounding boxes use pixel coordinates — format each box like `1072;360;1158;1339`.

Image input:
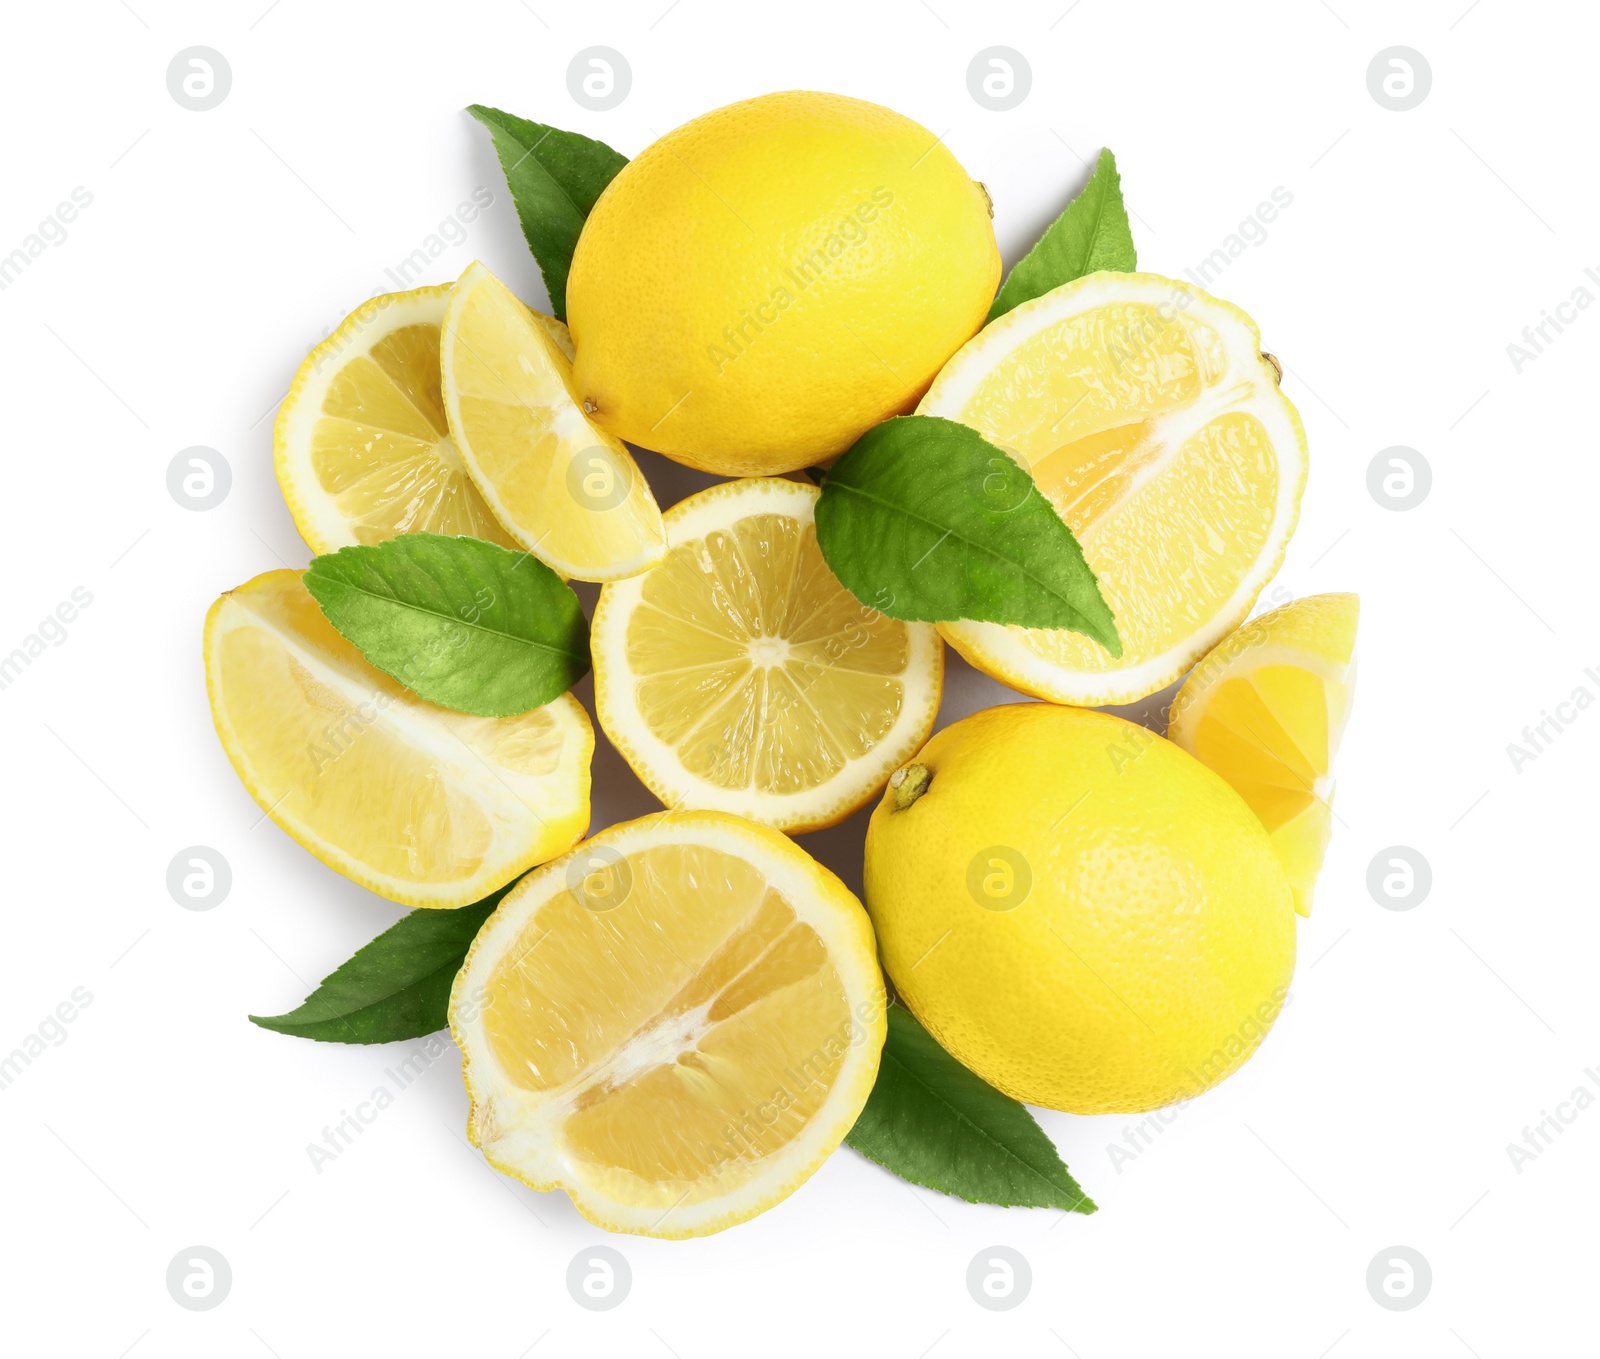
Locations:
1;1;1595;1355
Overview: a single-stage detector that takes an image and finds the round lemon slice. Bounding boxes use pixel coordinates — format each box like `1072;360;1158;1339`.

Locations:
204;570;592;908
450;809;887;1238
440;261;666;582
591;477;943;832
275;283;524;554
1169;592;1359;917
918;271;1308;706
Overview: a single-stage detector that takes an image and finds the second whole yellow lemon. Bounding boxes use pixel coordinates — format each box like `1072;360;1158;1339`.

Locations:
864;703;1297;1114
566;91;1000;475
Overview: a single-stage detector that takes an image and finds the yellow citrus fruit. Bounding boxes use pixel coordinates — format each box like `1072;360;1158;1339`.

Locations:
1169;593;1360;917
204;570;592;908
919;271;1308;705
566;91;1000;475
440;261;666;582
449;810;886;1238
275;283;526;554
864;702;1295;1114
591;477;942;832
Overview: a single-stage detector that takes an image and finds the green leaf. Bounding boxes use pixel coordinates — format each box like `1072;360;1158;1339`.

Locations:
303;532;590;717
988;148;1136;322
847;1007;1096;1212
814;416;1120;653
248;881;516;1044
467;105;627;321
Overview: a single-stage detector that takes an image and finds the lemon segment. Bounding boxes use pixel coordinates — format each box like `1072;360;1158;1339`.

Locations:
440;261;666;582
450;810;886;1238
204;570;592;908
918;271;1308;706
1168;593;1360;916
274;284;521;555
591;478;942;831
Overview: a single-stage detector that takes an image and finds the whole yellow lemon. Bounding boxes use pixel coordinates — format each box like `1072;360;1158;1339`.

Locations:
566;91;1000;476
864;704;1296;1114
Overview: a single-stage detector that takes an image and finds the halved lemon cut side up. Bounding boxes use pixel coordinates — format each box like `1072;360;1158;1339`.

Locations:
275;284;522;554
918;271;1308;706
591;477;943;832
1169;592;1359;916
204;570;592;908
441;261;666;582
450;811;887;1238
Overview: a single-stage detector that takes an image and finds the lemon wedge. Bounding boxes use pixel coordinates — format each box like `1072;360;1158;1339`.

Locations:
590;477;943;831
274;283;522;554
440;261;666;582
918;271;1307;705
1168;592;1359;916
204;570;592;908
450;809;886;1238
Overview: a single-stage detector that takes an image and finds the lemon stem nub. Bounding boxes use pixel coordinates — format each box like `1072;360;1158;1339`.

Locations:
889;763;932;810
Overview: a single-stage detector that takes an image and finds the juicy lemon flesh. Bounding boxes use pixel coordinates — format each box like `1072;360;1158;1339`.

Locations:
214;573;577;890
955;302;1277;676
443;265;664;579
627;513;910;797
481;842;850;1204
1184;664;1342;916
308;318;517;548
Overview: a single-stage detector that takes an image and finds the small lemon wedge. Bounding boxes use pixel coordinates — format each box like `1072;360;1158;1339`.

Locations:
204;570;592;908
1168;592;1359;916
441;261;666;582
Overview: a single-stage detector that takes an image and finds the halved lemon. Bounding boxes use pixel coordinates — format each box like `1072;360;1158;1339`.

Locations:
591;477;943;832
1168;592;1359;916
205;570;592;908
440;261;666;582
450;809;886;1238
919;271;1307;706
275;283;527;554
